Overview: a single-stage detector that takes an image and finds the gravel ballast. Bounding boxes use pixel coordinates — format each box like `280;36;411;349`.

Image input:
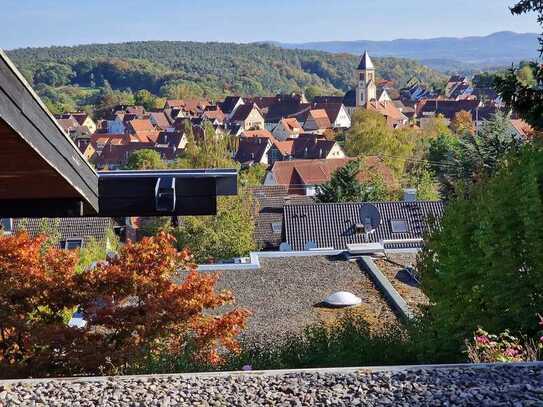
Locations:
207;256;398;344
1;365;542;406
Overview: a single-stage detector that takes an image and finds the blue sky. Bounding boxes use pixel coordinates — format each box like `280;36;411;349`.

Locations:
1;0;539;49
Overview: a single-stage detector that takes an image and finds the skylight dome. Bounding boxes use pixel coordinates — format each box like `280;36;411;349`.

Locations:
323;291;362;308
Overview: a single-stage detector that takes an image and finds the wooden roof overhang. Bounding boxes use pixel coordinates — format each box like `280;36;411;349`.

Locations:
0;50;237;218
0;49;99;217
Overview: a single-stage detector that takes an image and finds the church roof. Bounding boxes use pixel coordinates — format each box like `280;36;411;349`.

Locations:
357;51;375;70
343;89;357;107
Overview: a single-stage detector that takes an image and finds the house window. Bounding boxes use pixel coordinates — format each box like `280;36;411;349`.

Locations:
1;218;13;234
271;222;282;234
61;239;84;250
390;220;408;234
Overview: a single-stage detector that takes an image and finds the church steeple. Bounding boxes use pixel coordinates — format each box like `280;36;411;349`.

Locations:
355;50;377;107
357;50;375;70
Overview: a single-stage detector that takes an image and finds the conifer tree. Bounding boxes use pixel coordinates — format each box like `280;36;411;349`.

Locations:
316;160;363;203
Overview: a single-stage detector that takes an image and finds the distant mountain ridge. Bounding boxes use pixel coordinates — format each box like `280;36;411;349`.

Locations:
278;32;540;72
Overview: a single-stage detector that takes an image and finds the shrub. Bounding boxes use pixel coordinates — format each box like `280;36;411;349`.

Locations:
136;313;417;374
0;232;249;379
419;146;543;360
465;328;539;363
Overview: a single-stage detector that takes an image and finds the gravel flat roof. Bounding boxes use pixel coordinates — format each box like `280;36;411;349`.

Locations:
210;255;398;344
3;365;542;405
374;253;429;311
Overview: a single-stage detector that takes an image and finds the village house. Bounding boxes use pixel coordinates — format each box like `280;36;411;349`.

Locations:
164;99;209;117
5;218;116;250
219;96;245;119
202;105;226;124
94;142;154;170
249;186;314;250
272;118;303;140
284;199;445;251
235;136;273;166
57;112;97;134
263;98;309;128
311;102;352;129
302;109;332;134
415;99;491;127
125;119;160;143
229;102;265;131
148;111;172;131
264;156;394;196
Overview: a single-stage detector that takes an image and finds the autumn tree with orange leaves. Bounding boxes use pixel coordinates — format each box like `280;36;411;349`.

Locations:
450;110;476;136
0;232;249;379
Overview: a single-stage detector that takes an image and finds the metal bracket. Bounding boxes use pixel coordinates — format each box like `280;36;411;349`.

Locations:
155;177;176;213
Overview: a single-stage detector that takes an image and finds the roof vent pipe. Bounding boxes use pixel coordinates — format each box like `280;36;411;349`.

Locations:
403;188;417;202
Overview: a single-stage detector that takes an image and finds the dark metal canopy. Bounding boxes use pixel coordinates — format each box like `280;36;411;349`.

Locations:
98;169;237;217
0;49;237;218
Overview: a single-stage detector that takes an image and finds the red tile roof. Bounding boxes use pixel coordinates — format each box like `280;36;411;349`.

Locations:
270;157;396;195
242;129;274;139
279;118;303;132
305;109;332;130
149;112;171;130
367;100;407;126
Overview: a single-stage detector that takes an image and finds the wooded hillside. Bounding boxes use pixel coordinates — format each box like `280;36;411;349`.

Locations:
7;41;446;113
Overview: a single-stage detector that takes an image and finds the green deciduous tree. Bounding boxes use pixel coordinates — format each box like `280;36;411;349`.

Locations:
494;1;543;129
33;63;74;87
344;109;414;177
125;149;167;170
173;121;239;170
418;145;543;358
239;164;267;188
174;191;256;263
135;89;161;111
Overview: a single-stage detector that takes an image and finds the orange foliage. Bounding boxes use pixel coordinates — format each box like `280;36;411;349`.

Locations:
0;232;249;379
450;110;476;136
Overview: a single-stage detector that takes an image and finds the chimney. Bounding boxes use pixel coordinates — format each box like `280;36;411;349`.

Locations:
403;188;417;202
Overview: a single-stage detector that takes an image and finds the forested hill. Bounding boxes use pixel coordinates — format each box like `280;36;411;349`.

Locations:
6;41;446;112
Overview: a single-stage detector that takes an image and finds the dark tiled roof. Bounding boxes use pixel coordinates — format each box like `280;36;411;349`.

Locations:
417;99;482;120
94;143;154;168
220;96;243;114
156;131;183;148
343;89;357;108
234;137;270;164
230;103;258;122
292;135;337;159
265;101;308;123
250;186;314;250
284;201;445;251
313;96;344;104
12;218;113;246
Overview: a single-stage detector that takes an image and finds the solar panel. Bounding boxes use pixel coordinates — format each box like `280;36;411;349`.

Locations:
271;222;282;234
